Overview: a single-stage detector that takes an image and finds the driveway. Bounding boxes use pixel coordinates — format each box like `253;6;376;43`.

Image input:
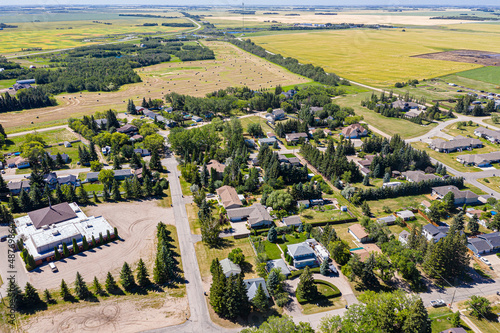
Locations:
0;225;29;296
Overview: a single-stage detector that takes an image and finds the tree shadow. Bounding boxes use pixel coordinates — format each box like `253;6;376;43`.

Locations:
107;287;125;296
20;301;48;315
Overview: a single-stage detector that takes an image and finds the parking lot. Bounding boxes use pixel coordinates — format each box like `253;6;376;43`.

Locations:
13;200;174;291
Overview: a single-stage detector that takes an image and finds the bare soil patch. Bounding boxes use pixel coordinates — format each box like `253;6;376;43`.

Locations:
414;50;500;66
19;293;188;333
25;200;174;291
0;41;308;131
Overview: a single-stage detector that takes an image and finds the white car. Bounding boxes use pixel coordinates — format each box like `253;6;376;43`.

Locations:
480;257;491;266
430;299;446;307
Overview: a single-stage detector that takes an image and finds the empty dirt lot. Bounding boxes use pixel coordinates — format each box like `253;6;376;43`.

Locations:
0;41;309;132
414;50;500;66
24;200;174;291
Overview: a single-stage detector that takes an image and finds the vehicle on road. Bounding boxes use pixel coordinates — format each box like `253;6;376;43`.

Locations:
480;257;491;266
49;262;58;272
430;299;446;307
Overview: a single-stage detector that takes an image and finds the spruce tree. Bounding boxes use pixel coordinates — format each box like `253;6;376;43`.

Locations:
120;262;135;291
362;174;370;186
8;195;20;213
236;273;251;315
93;191;100;203
103;184;110;201
60;279;72;301
468;216;479;234
99;233;104;244
267;226;277;243
55;184;65;203
320;259;329;276
209;259;227;315
136;258;150;287
113;155;122;170
224;275;239;319
7;279;23;311
43;289;53;303
266;269;281;295
402;298;431;333
107;229;112;242
149;150;161;170
131;176;142;198
153;182;163;196
296;266;317;301
105;272;118;292
91;235;97;248
383;172;391;183
75;272;90;300
112;180;121;201
66;185;76;203
18;188;32;212
114;227;119;239
252;283;269;312
54;247;61;260
93;276;103;295
0;173;8;194
78;186;89;204
143;174;153;197
29;186;43;209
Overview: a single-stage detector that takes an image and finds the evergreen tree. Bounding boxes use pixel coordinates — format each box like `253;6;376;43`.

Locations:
402;298;431;333
93;276;103;295
78;185;89;204
67;184;76;202
18;188;32;212
56;152;65;167
60;279;72;301
0;173;9;194
103;184;110;201
54;247;61;260
105;272;118;292
7;279;23;311
136;258;150;287
224;275;239;319
383;172;391;183
267;226;278;243
99;232;104;244
452;211;465;231
120;262;135;291
82;236;89;251
113;155;122;170
75;271;90;300
131;176;142;198
89;140;98;161
29;186;43;209
362;174;370;186
114;227;119;239
252;283;269;312
209;259;227;315
93;191;100;203
361;201;371;216
8;195;20;213
130;153;142;170
43;289;53;304
149;150;162;170
91;235;97;248
320;259;329;276
55;184;65;203
296;266;317;301
468;215;480;234
112;180;121;201
143;174;153;197
62;242;70;257
266;269;281;295
72;238;79;254
236;273;251;315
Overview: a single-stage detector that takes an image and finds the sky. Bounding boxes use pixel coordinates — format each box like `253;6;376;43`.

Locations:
6;0;499;7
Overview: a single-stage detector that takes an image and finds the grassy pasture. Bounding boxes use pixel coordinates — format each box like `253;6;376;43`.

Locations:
250;28;500;87
0;41;309;132
0;19;191;55
453;66;500;86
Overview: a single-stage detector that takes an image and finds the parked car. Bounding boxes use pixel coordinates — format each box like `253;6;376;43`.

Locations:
329;264;338;275
49;262;58;272
481;257;491;266
430;299;446;307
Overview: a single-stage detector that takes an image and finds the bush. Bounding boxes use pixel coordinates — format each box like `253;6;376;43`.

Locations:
296;280;341;304
290;267;321;278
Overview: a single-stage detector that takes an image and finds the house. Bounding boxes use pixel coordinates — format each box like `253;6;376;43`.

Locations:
85;169;133;182
267;132;277;139
13;83;32;91
133;148;150;157
474;127;500;143
341;124;367;139
258;138;277;146
135;106;147;114
431;185;480;206
130;134;143;142
287;241;317;268
272;109;286;120
116;124;138;135
377;215;397;225
422;224;449;243
350;244;382;261
216;185;242;209
280;89;295;100
282;215;302;227
6;156;30;169
285;132;308;143
192;116;203;122
226;203;273;228
220;258;242;277
402;170;439;183
309;106;324;113
43;173;78;188
399;230;410;245
477;232;500;250
467;237;493;255
456;151;500;167
392;100;423;111
395;210;415;221
48;153;69;163
7;181;31;195
266;259;291;277
404;109;423;119
429;136;482;153
244;278;270;300
357;155;375;169
278;154;301;166
348;224;371;243
382;182;401;189
297;200;310;208
439;328;467;333
206;159;226;179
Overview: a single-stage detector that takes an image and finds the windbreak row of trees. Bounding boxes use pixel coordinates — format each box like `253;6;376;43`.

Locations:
0;88;57;112
230;39;346;86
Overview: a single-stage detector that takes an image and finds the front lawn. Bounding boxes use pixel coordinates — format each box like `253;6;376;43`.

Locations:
428;306;472;333
300;208;353;224
296;280;342;315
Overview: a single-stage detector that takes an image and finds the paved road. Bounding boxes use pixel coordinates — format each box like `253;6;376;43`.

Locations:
4;18;202;60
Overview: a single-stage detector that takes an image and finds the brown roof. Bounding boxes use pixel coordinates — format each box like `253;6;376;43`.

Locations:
7;156;28;166
285;132;308;141
207;159;226;174
349;224;369;240
342;123;366;137
116;124;137;133
216;186;242;209
28;202;77;229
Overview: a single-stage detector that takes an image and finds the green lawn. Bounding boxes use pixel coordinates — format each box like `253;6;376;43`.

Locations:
455;66;500;86
477;177;500;194
194;237;257;279
428;307;472;333
178;175;193;196
442;72;500;94
239;115;275;136
277;232;308;253
300;208;353;224
2;128;78;152
0;79;16;89
186;203;201;235
334;92;437;139
366;194;429;217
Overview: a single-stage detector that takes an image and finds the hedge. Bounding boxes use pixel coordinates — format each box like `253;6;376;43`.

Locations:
290;267;321;278
296;279;342;304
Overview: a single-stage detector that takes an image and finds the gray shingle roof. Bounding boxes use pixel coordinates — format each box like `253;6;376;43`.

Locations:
468;238;492;253
244;278;269;300
283;215;302;226
28;202;77;229
287;242;315;258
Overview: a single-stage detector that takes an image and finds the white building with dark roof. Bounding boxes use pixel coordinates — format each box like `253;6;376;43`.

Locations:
14;203;114;265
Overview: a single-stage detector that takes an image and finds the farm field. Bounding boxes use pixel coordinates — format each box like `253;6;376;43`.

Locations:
250;27;500;87
333;92;437;139
452;66;500;86
0;41;310;132
0;19;192;55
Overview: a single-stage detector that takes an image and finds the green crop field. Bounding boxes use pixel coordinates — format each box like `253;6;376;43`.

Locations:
453;66;500;86
251;27;500;87
0;18;192;55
